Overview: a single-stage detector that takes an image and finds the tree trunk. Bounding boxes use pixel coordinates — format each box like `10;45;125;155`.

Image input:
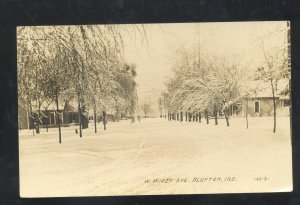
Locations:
35;105;41;134
78;98;82;138
271;80;276;133
180;111;183;122
44;111;48;132
29;105;35;135
185;112;187;121
214;109;218;125
246;98;249;129
224;109;230;127
35;117;40;134
199;112;201;123
34;122;39;134
94;107;97;133
103;111;107;130
205;110;209;124
55;89;62;144
63;102;68;124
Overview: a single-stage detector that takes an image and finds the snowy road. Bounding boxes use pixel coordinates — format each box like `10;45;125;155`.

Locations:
19;117;292;197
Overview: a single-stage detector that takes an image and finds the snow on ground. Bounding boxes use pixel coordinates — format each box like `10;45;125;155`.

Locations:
19;117;292;197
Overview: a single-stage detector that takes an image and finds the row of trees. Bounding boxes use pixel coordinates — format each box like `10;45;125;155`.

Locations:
17;25;140;143
161;46;242;127
161;24;290;133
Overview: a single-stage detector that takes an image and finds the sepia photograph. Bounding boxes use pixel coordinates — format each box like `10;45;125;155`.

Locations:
17;21;292;197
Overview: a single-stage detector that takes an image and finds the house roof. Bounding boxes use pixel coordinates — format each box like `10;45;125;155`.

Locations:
31;99;116;115
246;79;289;98
225;79;290;108
30;100;77;112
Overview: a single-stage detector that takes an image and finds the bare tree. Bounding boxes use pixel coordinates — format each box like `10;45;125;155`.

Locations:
259;39;289;133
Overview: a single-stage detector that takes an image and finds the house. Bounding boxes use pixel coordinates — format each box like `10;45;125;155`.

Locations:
241;96;290;117
18;101;83;130
227;79;290;117
88;112;116;124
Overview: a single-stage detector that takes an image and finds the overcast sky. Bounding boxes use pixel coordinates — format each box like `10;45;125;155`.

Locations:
119;21;288;112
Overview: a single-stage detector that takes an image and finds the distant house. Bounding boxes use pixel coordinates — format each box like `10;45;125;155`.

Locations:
227;79;290;117
242;96;289;117
88;112;116;124
18;101;80;130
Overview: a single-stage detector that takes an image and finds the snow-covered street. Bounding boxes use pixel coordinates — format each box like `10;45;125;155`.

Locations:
19;117;292;197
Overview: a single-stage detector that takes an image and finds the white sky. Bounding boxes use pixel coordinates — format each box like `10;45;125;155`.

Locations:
119;21;288;112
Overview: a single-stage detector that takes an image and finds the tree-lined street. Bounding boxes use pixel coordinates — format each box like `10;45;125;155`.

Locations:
18;22;292;196
19;117;292;196
18;25;141;142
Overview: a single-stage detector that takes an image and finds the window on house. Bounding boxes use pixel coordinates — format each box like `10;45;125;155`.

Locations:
255;101;260;113
50;112;55;124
